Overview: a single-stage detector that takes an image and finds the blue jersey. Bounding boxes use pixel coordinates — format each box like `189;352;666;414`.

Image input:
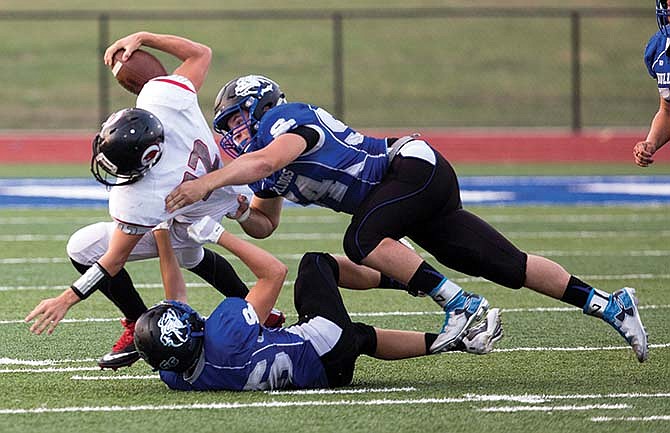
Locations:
159;298;328;391
247;103;390;214
645;28;670;100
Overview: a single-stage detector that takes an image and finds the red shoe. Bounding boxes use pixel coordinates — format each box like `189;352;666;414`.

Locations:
263;308;286;328
98;318;140;370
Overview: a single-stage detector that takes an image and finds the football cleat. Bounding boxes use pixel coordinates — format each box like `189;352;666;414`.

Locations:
263;308;286;329
430;291;489;353
453;308;503;355
602;287;649;363
98;318;140;370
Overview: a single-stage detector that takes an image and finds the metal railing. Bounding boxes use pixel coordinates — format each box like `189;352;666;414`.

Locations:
0;7;651;131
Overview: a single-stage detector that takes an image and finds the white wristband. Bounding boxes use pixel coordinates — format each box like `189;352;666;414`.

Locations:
237;207;251;223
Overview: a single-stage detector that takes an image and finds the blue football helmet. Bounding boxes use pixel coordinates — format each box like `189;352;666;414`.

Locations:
657;0;670;36
212;75;286;158
134;300;205;373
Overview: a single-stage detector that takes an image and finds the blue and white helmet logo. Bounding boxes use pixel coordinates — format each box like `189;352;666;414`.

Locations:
158;308;189;348
235;75;274;98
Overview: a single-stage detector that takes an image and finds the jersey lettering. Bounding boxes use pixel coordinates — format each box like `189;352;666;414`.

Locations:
294;174;348;204
242;352;294;390
270;118;297;137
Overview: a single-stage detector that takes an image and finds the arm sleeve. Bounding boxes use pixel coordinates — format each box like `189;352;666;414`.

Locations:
287;125;320;153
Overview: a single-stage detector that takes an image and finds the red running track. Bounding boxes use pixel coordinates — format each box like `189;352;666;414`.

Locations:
0;129;667;163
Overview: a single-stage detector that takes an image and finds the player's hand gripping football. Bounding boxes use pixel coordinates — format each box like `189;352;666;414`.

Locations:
633;141;656;167
103;32;145;67
24;290;80;335
165;179;209;212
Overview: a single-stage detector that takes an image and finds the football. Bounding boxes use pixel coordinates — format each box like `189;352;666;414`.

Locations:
111;49;167;95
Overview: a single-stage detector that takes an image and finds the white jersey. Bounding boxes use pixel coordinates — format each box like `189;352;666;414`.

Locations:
108;75;238;233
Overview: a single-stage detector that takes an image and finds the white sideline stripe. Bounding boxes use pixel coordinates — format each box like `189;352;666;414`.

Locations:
479;403;630;413
0;394;659;415
0;357;97;366
4;344;669;372
3;250;670;265
592;415;670;422
0;367;100;373
2;304;669;325
492;343;670;353
71;375;159;381
1;230;670;243
267;387;416;395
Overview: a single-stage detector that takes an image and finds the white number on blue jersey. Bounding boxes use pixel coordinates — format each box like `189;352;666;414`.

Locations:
294;175;348;203
242;352;294;390
242;306;259;326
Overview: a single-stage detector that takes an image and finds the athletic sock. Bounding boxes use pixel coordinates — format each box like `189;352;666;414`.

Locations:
408;261;462;308
379;274;413;293
561;275;609;318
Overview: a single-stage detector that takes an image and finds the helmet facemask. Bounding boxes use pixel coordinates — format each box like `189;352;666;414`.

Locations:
657;0;670;36
212;75;286;158
213;99;257;158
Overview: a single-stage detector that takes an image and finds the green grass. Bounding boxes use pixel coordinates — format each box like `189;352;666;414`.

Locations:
0;162;668;178
0;201;668;432
0;0;657;129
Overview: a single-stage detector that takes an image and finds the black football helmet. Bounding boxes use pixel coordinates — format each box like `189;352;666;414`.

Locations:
134;300;205;373
658;0;670;36
91;108;164;187
212;75;286;158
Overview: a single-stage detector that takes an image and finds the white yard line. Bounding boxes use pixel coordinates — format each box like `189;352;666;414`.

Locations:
592;415;670;422
479;403;630;412
2;344;669;371
71;375;159;381
1;392;668;415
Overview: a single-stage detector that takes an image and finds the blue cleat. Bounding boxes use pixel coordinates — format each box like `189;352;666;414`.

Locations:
602;287;649;363
430;291;489;353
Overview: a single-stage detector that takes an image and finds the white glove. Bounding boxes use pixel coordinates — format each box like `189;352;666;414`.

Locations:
187;216;225;244
152;220;172;232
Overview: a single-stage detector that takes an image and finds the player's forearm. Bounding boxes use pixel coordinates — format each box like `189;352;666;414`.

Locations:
137;32;210;62
646;105;670;151
202;155;276;193
239;209;277;239
154;230;187;303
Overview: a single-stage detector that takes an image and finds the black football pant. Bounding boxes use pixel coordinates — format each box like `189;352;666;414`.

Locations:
343;146;527;289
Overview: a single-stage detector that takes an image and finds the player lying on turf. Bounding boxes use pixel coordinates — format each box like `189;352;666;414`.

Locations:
133;216;503;391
